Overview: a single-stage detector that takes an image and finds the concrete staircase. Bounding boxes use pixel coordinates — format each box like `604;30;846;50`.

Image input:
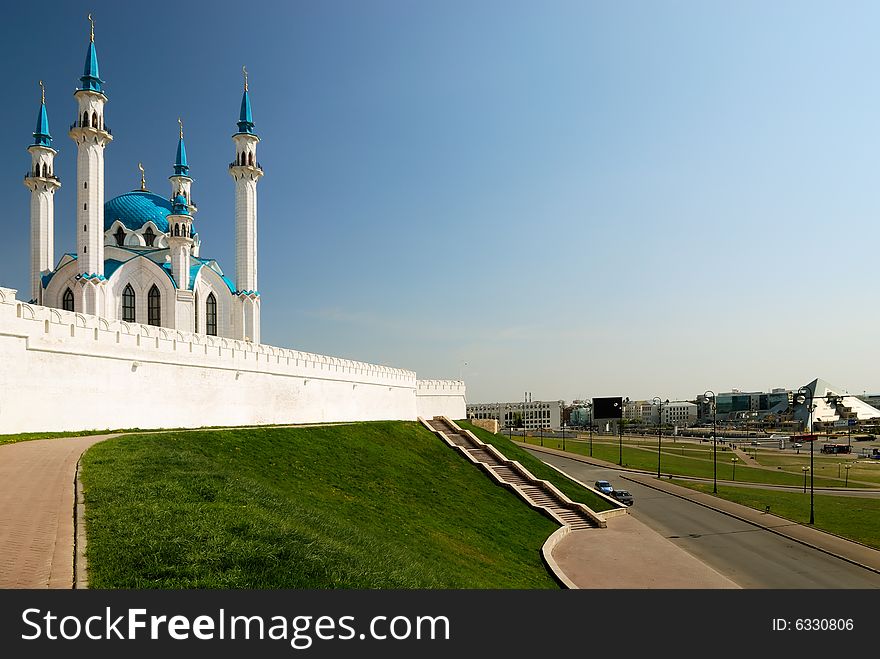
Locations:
423;417;603;531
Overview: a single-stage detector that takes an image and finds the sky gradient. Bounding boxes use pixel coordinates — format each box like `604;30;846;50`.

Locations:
2;1;879;403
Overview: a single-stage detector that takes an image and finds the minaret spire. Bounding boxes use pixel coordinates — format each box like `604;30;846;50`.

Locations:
237;65;255;134
230;67;263;342
80;14;103;93
169;118;196;218
70;14;112;314
33;81;51;147
25;81;61;304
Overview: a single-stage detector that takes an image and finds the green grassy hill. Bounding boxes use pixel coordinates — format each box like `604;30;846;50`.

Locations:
81;421;569;588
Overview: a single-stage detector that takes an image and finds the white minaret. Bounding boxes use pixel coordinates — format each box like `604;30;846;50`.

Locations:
229;66;263;343
68;15;112;316
23;81;60;305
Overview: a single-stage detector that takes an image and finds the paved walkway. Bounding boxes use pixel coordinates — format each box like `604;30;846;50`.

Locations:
553;517;740;588
524;443;880;587
0;434;118;588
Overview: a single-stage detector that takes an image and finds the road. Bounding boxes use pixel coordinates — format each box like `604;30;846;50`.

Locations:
527;448;880;588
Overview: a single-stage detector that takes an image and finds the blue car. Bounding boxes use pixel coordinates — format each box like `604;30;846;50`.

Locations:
595;480;613;495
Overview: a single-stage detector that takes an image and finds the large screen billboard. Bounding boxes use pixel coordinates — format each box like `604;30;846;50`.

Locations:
592;396;623;419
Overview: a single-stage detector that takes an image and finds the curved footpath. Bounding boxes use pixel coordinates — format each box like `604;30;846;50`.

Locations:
0;434;121;588
522;443;880;586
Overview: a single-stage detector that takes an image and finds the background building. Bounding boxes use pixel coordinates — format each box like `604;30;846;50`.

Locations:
467;400;563;431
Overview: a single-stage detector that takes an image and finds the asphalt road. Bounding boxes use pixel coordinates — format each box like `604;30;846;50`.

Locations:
527;448;880;589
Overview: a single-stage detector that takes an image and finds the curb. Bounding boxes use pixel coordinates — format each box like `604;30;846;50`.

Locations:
74;456;88;589
541;526;579;589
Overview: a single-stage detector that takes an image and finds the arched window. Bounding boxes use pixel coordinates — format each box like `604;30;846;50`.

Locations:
42;163;48;177
62;288;74;312
83;111;89;127
147;285;161;326
206;293;217;336
174;224;179;237
143;227;155;247
92;111;98;128
122;284;135;323
114;226;126;246
248;152;254;166
194;292;199;334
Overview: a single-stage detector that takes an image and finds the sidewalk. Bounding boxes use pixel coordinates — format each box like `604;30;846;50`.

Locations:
521;443;880;586
552;517;740;588
0;434;118;588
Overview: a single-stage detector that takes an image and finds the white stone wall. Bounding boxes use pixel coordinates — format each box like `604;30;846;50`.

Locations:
416;380;466;420
0;287;464;434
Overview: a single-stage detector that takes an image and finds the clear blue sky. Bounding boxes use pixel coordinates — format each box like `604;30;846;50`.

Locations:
2;1;879;403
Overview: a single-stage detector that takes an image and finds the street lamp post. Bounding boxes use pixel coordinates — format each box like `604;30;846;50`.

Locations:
618;418;623;466
845;464;851;487
704;390;717;494
802;466;810;493
731;456;738;481
796;387;816;525
588;402;593;457
562;423;566;452
653;397;668;478
507;405;512;441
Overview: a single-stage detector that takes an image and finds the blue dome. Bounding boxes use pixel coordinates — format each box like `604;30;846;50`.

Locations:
104;191;176;232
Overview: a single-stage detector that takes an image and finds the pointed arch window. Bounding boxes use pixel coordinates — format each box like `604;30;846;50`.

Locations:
248;152;254;166
62;288;74;312
194;292;200;334
82;111;89;127
143;227;155;247
92;111;98;129
206;292;217;336
122;284;136;323
114;226;126;246
147;285;161;326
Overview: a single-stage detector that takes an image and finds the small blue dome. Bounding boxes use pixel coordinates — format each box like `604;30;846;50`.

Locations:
105;191;176;232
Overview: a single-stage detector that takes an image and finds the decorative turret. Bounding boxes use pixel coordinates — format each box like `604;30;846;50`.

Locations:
24;81;60;304
169;118;196;214
167;191;194;292
229;66;263;343
69;14;112;316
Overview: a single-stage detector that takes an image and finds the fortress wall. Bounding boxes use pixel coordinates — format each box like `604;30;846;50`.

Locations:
0;287;465;433
416;380;467;420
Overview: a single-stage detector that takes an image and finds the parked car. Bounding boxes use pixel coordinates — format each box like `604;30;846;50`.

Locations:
595;480;613;495
611;489;634;506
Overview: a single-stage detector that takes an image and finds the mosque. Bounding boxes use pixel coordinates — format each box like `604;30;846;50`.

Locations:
2;17;465;434
24;17;262;343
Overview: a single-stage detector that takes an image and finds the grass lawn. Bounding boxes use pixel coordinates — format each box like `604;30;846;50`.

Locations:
81;421;562;589
455;421;615;512
675;481;880;550
0;429;126;446
524;436;873;489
